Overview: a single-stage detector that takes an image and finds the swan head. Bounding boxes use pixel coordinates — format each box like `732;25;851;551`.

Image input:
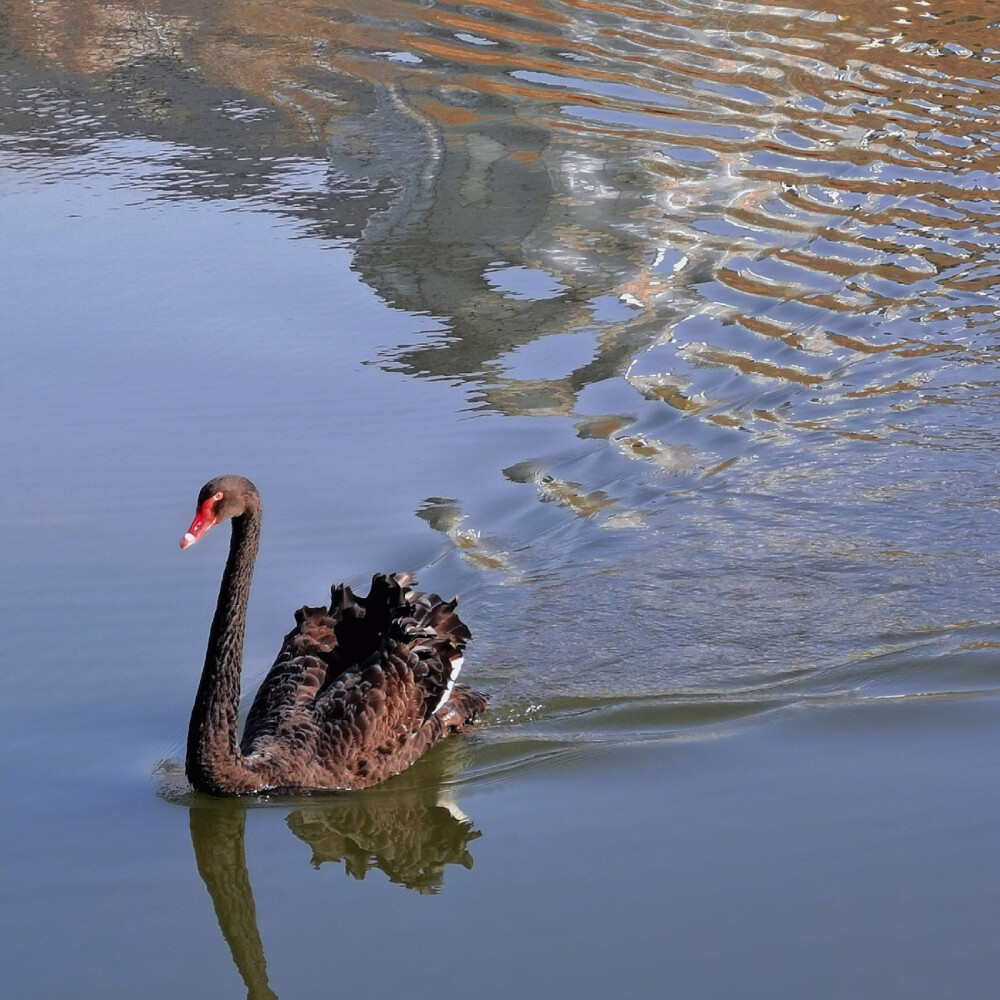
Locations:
180;475;259;549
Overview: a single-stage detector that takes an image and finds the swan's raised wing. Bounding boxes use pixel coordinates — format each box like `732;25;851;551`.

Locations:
241;574;473;762
307;603;475;785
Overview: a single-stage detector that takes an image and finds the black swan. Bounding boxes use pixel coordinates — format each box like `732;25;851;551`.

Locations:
179;475;487;795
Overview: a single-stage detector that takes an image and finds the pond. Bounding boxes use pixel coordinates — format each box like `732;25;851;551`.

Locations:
2;1;999;996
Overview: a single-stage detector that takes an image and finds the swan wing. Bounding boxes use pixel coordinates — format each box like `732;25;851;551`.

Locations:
241;605;337;753
241;574;478;783
308;624;471;785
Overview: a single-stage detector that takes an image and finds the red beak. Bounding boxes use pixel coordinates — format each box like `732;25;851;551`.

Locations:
180;496;218;549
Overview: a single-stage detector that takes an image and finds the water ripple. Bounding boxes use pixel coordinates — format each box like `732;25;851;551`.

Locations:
6;0;1000;702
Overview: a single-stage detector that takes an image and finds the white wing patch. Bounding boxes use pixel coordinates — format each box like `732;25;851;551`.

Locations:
436;789;470;824
432;655;463;715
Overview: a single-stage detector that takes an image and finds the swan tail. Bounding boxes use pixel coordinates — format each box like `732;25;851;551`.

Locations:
436;684;489;730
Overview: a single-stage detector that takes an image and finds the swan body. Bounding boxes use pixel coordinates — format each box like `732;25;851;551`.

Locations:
180;475;487;796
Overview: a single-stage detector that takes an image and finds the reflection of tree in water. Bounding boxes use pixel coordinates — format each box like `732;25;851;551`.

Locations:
343;93;671;408
8;0;1000;496
188;748;481;998
2;0;681;418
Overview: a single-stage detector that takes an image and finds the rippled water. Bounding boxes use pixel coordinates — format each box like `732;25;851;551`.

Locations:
3;2;1000;997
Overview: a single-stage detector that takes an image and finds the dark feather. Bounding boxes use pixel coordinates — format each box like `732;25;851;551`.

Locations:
238;574;485;790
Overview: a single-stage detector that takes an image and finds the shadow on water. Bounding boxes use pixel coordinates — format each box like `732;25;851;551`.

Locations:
185;745;481;999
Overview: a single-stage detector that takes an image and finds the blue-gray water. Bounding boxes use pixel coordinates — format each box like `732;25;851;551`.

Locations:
2;1;999;997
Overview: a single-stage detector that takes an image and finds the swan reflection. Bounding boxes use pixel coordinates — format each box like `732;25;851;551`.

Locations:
286;792;478;889
187;752;481;998
189;802;278;1000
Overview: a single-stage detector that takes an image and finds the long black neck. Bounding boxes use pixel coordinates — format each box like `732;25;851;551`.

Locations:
186;505;261;794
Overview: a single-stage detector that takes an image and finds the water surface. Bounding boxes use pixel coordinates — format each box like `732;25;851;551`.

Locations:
2;2;1000;997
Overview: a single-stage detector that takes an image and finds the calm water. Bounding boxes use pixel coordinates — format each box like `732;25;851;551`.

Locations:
3;1;1000;996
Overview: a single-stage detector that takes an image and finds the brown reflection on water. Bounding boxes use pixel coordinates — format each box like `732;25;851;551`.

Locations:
187;749;481;997
6;0;1000;499
190;802;278;1000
